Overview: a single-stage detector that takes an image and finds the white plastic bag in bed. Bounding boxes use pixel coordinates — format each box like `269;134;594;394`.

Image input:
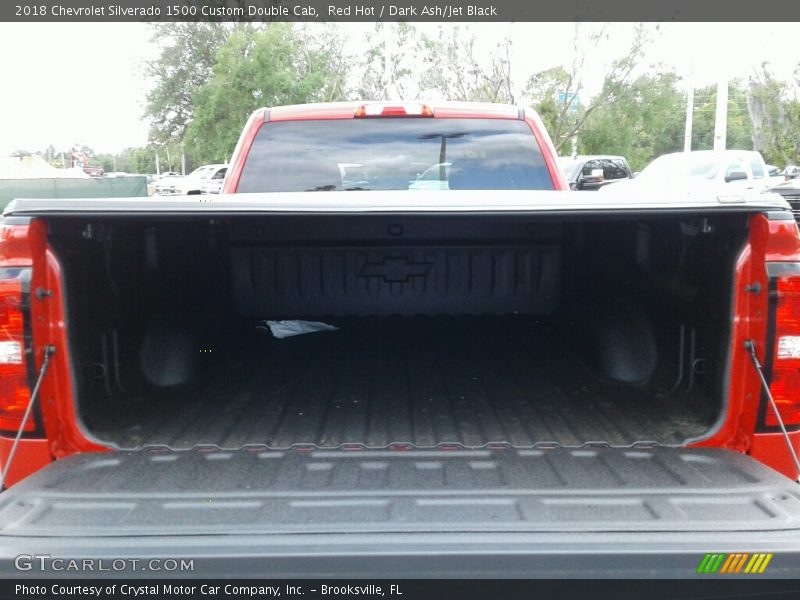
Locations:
258;319;338;339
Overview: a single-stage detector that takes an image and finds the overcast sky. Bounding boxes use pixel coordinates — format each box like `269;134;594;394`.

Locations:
0;22;797;156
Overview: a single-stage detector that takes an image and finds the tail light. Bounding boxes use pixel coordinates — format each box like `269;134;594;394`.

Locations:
0;267;34;433
766;272;800;427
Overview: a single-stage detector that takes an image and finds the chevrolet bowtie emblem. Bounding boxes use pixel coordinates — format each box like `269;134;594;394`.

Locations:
359;257;433;283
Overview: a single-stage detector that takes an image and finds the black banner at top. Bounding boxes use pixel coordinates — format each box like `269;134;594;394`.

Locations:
4;0;800;22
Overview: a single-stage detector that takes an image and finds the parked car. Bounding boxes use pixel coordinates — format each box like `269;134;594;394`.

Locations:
174;164;228;195
200;166;228;194
153;173;183;195
781;165;800;180
145;174;157;196
601;149;774;195
770;178;800;220
558;155;632;190
1;101;799;577
765;164;786;188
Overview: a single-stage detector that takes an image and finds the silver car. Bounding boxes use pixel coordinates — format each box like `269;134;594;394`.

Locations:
201;167;228;194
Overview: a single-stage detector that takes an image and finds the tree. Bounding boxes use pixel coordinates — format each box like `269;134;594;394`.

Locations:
690;80;754;153
128;147;158;174
144;22;233;149
523;66;572;147
97;147;161;174
184;24;352;165
578;72;686;171
420;26;514;103
522;24;650;153
294;23;353;103
356;24;514;102
358;23;433;100
94;152;115;172
748;65;800;166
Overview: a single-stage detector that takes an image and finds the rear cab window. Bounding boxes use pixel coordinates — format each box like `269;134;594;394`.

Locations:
608;159;630;179
237;118;554;192
725;159;748;180
581;160;601;177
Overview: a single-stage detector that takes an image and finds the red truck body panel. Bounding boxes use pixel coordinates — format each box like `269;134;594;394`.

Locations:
689;214;800;479
0;220;108;485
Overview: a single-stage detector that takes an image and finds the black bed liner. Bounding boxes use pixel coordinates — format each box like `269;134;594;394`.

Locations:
1;447;799;537
85;316;713;450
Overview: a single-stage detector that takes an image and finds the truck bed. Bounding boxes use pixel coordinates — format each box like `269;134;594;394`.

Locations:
88;316;711;450
33;207;752;453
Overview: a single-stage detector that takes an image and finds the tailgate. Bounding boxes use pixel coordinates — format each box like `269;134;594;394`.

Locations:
1;447;800;577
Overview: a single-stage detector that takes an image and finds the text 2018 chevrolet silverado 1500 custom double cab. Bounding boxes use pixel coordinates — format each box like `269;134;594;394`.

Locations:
1;102;799;577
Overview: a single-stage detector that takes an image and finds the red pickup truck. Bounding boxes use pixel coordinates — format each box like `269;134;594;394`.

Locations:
1;101;799;577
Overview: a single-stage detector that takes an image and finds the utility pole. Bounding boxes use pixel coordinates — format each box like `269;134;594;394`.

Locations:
180;141;186;176
155;152;160;176
571;119;578;158
683;66;694;152
713;75;729;151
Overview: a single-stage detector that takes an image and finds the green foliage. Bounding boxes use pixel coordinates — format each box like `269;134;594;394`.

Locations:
94;153;114;172
71;146;172;174
359;23;433;100
578;76;757;171
420;26;514;103
129;147;158;174
144;22;233;147
748;68;800;167
119;147;159;173
522;25;649;153
137;23;798;174
184;24;350;165
578;72;686;171
690;80;754;153
523;66;573;143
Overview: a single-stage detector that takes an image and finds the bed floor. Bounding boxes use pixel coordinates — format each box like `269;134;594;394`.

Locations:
86;316;715;449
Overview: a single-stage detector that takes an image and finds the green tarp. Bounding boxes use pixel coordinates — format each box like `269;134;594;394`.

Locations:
0;177;147;211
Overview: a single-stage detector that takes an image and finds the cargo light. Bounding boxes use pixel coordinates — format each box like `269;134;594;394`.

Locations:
0;269;33;433
768;275;800;427
354;103;434;118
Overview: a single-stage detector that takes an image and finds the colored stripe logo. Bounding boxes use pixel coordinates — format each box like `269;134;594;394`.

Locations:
697;553;773;574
